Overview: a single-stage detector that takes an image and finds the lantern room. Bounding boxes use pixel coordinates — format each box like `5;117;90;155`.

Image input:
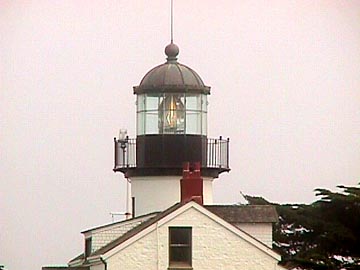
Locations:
135;92;207;136
114;43;230;179
134;43;209;137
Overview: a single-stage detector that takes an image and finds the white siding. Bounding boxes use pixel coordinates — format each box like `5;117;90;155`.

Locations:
235;223;273;248
107;207;284;270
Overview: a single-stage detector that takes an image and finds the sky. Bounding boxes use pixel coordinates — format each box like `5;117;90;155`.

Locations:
1;1;360;270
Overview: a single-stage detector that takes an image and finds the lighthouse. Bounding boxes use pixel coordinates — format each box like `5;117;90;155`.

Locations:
114;42;230;216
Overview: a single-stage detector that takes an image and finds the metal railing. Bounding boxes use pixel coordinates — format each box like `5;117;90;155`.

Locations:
114;137;136;169
114;136;229;170
207;136;229;169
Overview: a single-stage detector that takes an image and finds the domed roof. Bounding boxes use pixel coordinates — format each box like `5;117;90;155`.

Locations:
133;43;210;94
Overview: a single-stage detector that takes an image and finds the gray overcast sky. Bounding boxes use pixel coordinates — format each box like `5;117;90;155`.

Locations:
1;1;360;270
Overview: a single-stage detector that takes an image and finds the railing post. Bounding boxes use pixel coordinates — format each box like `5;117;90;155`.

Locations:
128;139;131;167
125;136;129;167
207;139;209;167
210;139;212;167
219;136;222;168
227;137;229;168
211;139;214;167
209;139;212;167
214;139;217;167
114;138;117;169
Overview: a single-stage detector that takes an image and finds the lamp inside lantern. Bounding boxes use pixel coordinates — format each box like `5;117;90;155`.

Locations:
159;94;185;133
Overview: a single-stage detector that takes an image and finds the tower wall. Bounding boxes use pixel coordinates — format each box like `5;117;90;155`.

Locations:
131;176;214;216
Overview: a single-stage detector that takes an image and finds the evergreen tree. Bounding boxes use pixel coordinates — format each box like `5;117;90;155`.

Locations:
244;183;360;269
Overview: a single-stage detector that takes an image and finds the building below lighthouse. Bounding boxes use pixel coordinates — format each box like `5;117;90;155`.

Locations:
42;42;285;270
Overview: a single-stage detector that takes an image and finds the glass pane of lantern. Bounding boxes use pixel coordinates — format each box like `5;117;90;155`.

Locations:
202;112;207;135
145;94;160;110
201;95;207;112
186;95;201;111
180;95;185;109
145;111;158;134
137;94;145;111
186;111;201;135
137;112;145;135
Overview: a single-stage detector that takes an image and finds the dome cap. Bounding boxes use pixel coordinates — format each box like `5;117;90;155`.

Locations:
165;43;179;61
133;43;210;95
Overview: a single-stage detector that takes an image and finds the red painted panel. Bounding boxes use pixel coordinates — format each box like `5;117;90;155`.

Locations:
180;162;203;204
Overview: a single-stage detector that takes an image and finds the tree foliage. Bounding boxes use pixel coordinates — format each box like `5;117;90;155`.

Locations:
244;183;360;269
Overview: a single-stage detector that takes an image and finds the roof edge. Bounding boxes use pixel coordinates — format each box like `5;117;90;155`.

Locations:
81;211;159;234
133;85;210;95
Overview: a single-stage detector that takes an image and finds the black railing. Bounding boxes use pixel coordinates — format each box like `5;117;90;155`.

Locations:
114;137;136;169
207;136;229;169
114;136;229;171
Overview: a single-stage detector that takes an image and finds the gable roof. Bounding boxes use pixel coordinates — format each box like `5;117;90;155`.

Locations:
205;205;279;223
69;211;166;266
90;203;183;257
85;202;281;262
68;253;84;264
81;211;159;234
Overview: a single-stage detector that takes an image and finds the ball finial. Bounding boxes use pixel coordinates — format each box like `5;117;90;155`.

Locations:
165;43;179;61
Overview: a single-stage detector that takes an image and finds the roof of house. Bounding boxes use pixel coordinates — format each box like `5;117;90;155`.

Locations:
91;203;183;257
205;205;279;223
84;202;279;260
69;211;163;265
68;253;85;264
66;202;281;266
81;211;159;234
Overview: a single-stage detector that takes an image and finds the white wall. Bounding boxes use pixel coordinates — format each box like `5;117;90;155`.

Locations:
235;223;273;248
131;176;214;216
107;206;284;270
203;178;213;203
90;263;105;270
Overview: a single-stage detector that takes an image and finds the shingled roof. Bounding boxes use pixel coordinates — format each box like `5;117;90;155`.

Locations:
90;203;184;257
205;205;279;223
81;211;158;234
68;253;85;264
